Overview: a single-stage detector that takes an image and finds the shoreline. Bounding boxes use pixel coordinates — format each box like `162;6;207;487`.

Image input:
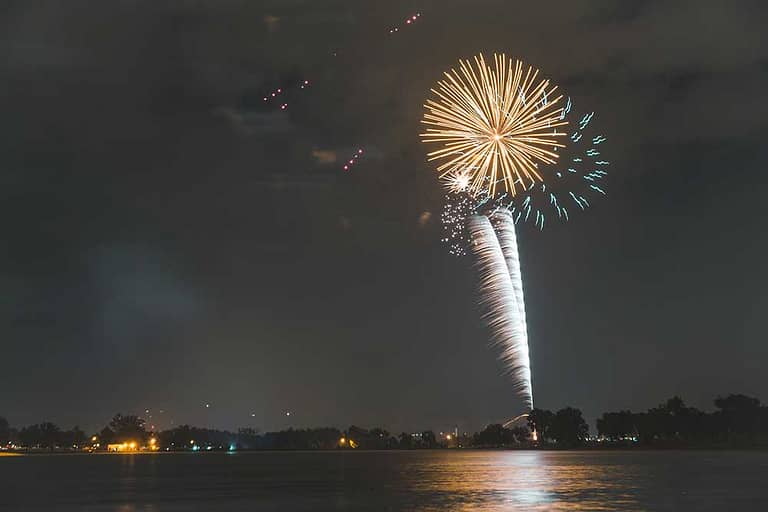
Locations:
4;445;768;456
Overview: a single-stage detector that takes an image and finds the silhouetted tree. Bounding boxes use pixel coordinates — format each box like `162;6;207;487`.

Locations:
61;426;87;448
160;425;245;450
255;427;341;450
550;408;589;447
347;425;371;448
0;417;9;444
635;397;707;444
108;414;146;442
39;422;61;450
714;394;763;444
597;410;637;441
596;393;768;447
715;394;761;432
236;427;260;449
19;422;61;450
344;427;396;449
528;408;554;441
420;430;437;449
367;428;397;449
509;426;530;443
18;425;40;448
398;432;413;449
98;427;115;444
473;424;515;447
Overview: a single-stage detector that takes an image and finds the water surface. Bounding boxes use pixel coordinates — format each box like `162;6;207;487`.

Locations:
2;450;766;511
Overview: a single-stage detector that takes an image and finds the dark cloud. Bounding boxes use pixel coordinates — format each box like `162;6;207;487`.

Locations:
1;0;766;433
213;107;296;135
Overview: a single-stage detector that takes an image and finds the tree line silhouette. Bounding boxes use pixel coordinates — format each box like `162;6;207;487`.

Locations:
0;414;448;452
2;393;767;451
594;394;768;447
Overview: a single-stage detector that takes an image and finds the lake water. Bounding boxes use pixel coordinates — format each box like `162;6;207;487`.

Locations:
1;450;766;511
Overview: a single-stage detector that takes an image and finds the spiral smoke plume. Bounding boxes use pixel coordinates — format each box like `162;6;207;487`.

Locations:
467;210;532;409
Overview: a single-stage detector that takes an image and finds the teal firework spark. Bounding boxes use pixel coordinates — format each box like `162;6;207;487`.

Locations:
441;98;610;254
504;98;610;231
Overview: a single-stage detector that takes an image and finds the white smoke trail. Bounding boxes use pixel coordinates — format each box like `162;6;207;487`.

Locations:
468;211;533;410
492;209;528;342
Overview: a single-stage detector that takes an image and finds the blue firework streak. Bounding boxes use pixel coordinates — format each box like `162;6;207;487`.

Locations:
503;100;610;231
440;98;610;254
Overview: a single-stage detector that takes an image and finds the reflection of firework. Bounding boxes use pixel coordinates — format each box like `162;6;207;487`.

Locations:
421;54;567;198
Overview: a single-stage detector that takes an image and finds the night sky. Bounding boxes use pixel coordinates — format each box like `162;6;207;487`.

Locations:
2;0;767;434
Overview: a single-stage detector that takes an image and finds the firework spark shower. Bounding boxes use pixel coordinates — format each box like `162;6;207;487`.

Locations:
422;53;611;416
421;54;568;198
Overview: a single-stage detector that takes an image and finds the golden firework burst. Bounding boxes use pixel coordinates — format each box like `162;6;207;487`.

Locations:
421;54;568;197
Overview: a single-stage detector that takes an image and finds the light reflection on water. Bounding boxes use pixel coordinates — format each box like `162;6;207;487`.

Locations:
2;450;768;511
399;451;642;511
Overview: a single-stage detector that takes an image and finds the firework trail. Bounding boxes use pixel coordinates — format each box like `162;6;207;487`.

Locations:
468;213;533;410
389;13;422;34
435;101;610;409
423;54;613;418
342;148;364;171
261;79;311;111
419;54;552;411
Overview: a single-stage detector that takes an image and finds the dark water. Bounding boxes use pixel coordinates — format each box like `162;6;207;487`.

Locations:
2;450;767;511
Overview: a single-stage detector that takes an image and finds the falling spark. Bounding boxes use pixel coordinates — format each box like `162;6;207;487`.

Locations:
506;101;610;228
441;191;479;256
262;80;311;110
342;148;364;171
421;53;568;198
389;13;421;34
